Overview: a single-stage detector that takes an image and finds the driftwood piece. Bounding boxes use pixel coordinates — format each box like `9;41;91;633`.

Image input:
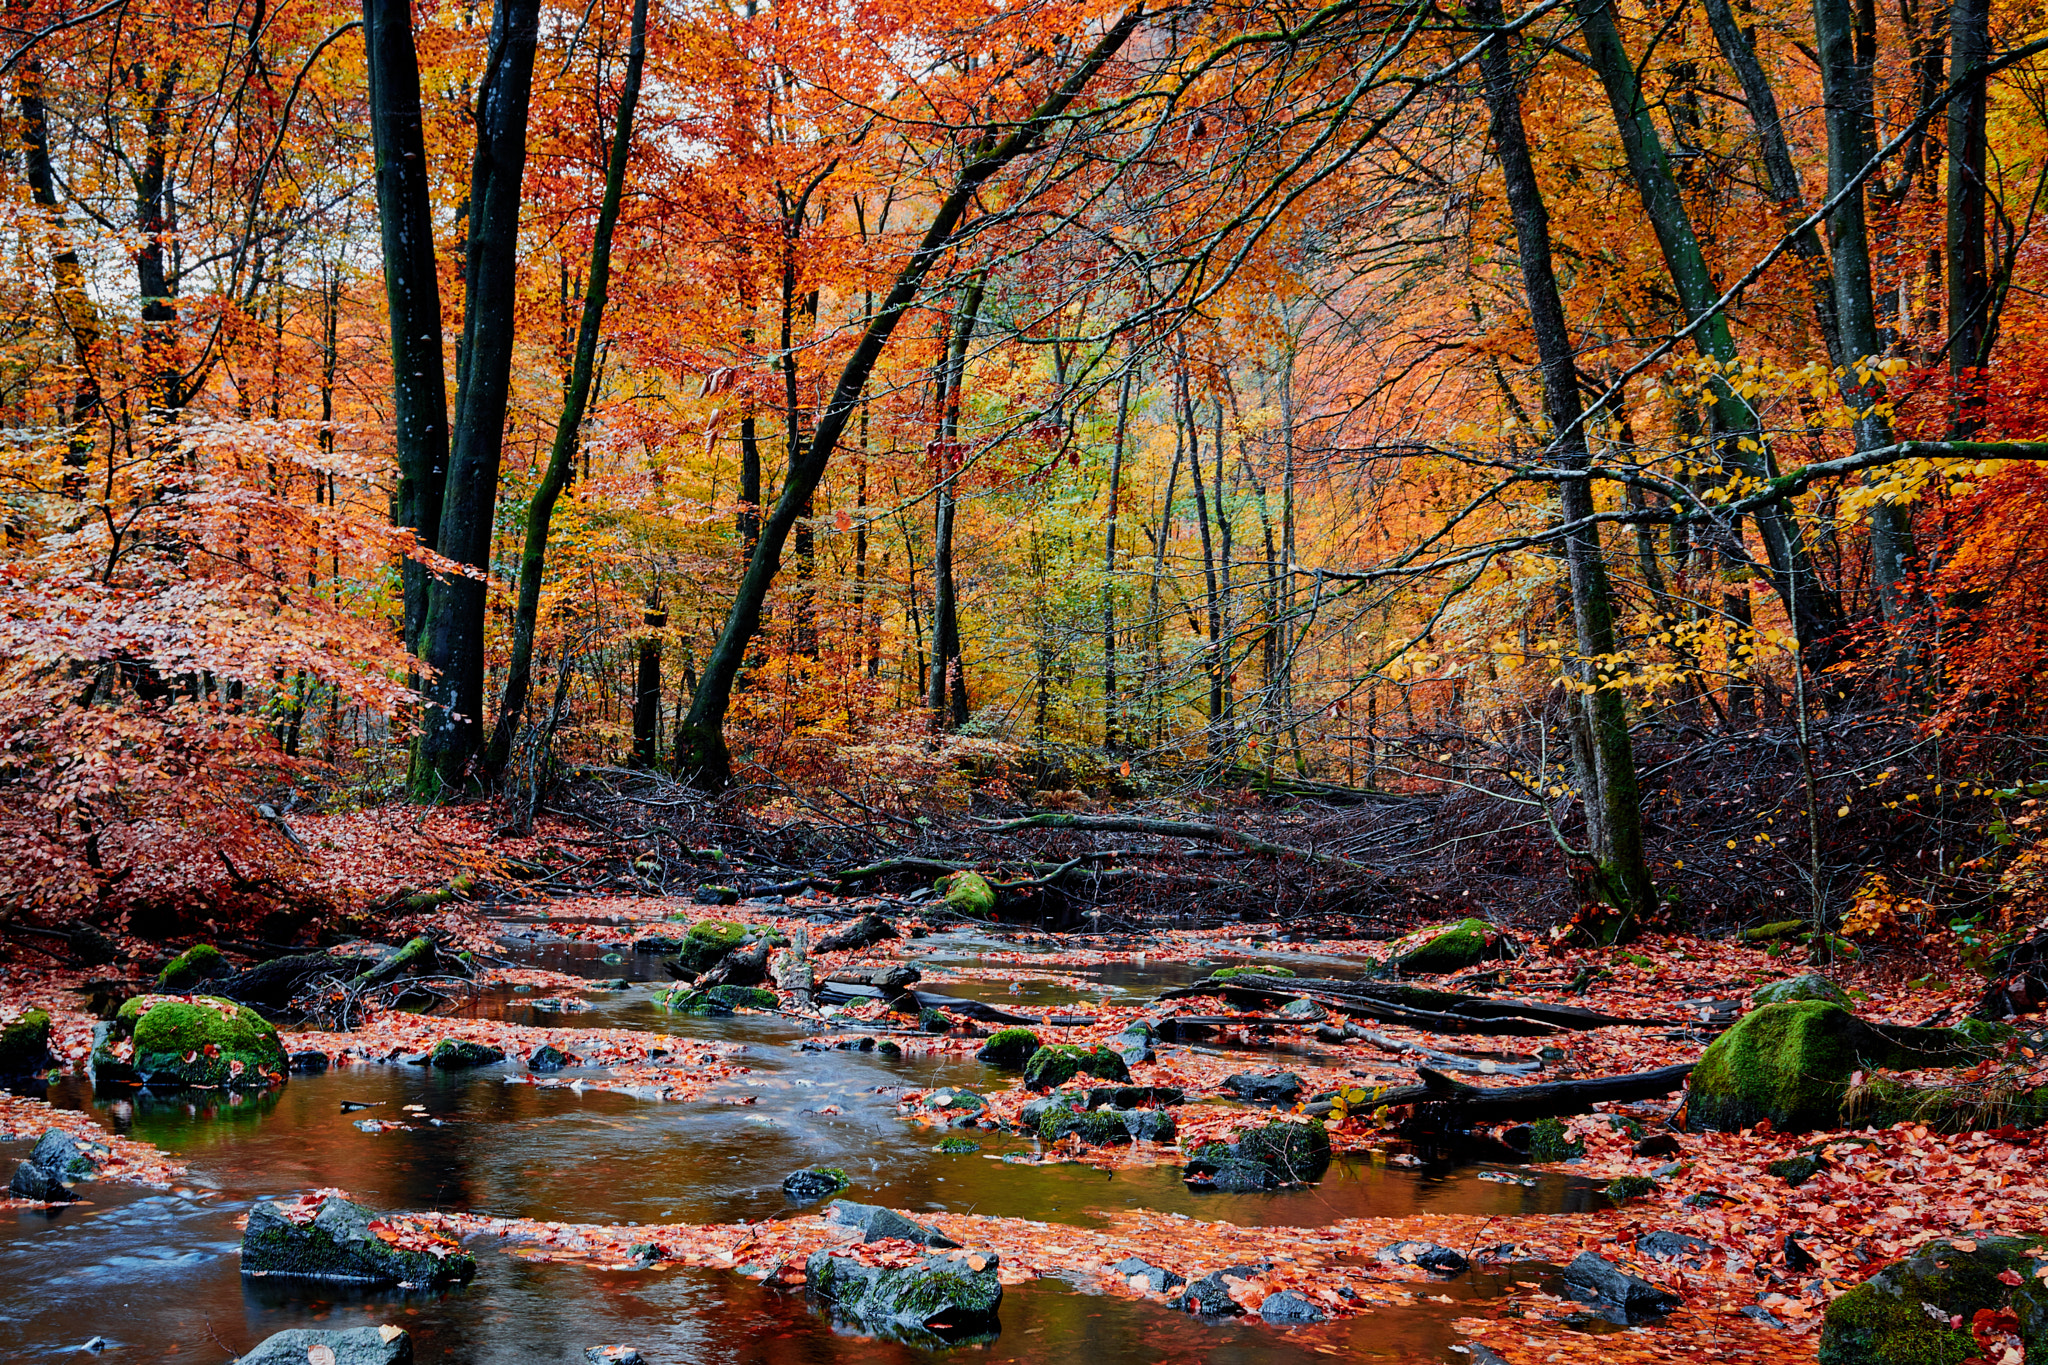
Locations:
1374;1063;1697;1122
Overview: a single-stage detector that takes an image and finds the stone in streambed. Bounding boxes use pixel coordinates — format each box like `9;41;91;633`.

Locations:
974;1027;1040;1067
825;1200;959;1248
1753;972;1851;1007
782;1167;851;1204
157;944;230;991
1112;1256;1185;1294
1388;918;1511;975
1232;1118;1331;1182
240;1195;476;1286
527;1045;571;1072
1221;1071;1303;1105
1083;1083;1182;1109
0;1007;51;1075
584;1349;644;1365
1038;1108;1175;1145
30;1129;105;1180
934;871;997;917
429;1039;505;1069
1636;1230;1712;1264
1378;1240;1469;1274
1259;1289;1326;1323
805;1246;1002;1336
1819;1235;2048;1365
115;996;287;1088
1560;1251;1681;1320
1022;1044;1129;1090
235;1327;412;1365
815;913;898;955
9;1160;75;1203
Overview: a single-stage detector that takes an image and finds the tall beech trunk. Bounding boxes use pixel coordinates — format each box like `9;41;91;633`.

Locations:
1813;0;1916;618
411;0;542;794
482;0;646;780
631;600;665;769
1948;0;1990;430
18;66;103;494
363;0;450;653
1575;0;1844;663
1476;0;1655;934
927;276;984;728
1101;364;1132;750
1182;373;1224;743
673;7;1143;788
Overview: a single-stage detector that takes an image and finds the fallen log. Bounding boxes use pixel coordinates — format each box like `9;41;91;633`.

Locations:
1159;980;1569;1036
1373;1063;1696;1123
1160;973;1666;1032
979;813;1377;877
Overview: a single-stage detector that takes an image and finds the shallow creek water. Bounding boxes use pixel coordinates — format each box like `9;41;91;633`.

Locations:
1;933;1603;1363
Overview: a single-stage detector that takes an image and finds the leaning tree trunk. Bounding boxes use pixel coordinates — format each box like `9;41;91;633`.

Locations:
1476;0;1656;935
672;8;1144;788
482;0;647;780
363;0;451;654
927;276;984;729
411;0;541;795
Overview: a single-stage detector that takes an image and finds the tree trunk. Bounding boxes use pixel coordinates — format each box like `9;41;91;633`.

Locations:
927;276;984;728
672;9;1143;787
412;0;542;795
1102;364;1132;749
631;602;665;769
1478;0;1656;934
1577;0;1844;662
1813;0;1916;619
1947;0;1989;427
17;65;103;495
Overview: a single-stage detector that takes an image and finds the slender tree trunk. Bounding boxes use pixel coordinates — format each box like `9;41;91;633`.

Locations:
1182;372;1223;745
927;276;984;728
481;0;645;779
1576;0;1844;662
1947;0;1989;429
672;9;1142;786
1102;364;1132;749
1477;0;1656;933
411;0;542;794
17;66;103;495
632;599;665;768
363;0;452;653
1813;0;1916;618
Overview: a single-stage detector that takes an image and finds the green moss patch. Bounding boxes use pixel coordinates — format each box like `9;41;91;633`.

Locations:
1752;973;1850;1007
1022;1044;1130;1091
974;1027;1041;1067
935;871;996;917
123;996;287;1088
0;1008;51;1075
1687;1000;1864;1133
157;944;228;991
1389;918;1509;975
1819;1236;2048;1365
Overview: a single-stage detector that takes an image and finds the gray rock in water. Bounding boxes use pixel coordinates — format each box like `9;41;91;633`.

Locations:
1174;1266;1268;1316
805;1247;1002;1335
1107;1025;1156;1065
9;1161;74;1203
1561;1251;1681;1319
584;1348;645;1365
1378;1240;1470;1274
1203;1158;1280;1193
1636;1230;1712;1264
1259;1289;1326;1323
527;1045;571;1072
1276;998;1327;1022
831;963;921;991
241;1195;477;1286
30;1129;102;1180
236;1327;411;1364
429;1040;505;1069
288;1051;330;1074
782;1167;851;1204
1221;1071;1303;1105
1110;1256;1185;1294
825;1200;959;1248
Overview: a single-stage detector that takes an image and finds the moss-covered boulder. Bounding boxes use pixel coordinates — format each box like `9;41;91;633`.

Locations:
1389;918;1510;975
935;871;997;917
782;1167;851;1204
1740;919;1806;943
974;1027;1041;1067
675;919;747;972
0;1007;52;1075
805;1246;1003;1338
656;986;732;1017
1819;1236;2048;1365
1524;1117;1585;1161
1038;1108;1174;1145
429;1039;505;1069
1212;965;1294;980
1753;973;1850;1007
241;1195;476;1286
1022;1044;1130;1091
158;944;229;991
1688;1000;1866;1133
706;984;777;1011
1234;1119;1332;1182
114;996;287;1088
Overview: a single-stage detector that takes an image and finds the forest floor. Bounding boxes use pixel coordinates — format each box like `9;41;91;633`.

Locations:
2;796;2045;1364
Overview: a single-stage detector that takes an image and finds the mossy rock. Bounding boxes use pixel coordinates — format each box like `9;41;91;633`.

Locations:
695;885;740;906
974;1027;1041;1067
1753;973;1850;1007
1740;919;1807;943
1038;1108;1175;1145
1233;1119;1332;1182
1687;1000;1869;1133
1526;1117;1585;1162
125;997;287;1088
0;1008;52;1075
1819;1236;2048;1365
1389;918;1509;975
1843;1074;2048;1133
677;919;747;972
430;1039;505;1069
1212;965;1294;980
157;944;229;991
1768;1151;1827;1186
782;1167;852;1204
935;871;996;917
1022;1044;1130;1091
935;1137;981;1154
705;984;777;1011
1605;1175;1659;1203
656;987;732;1017
805;1247;1003;1335
241;1195;476;1286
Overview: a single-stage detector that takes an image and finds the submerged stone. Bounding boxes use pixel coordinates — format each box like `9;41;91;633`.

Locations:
805;1246;1003;1336
241;1196;476;1287
825;1200;959;1248
429;1040;505;1069
782;1167;852;1204
235;1327;412;1365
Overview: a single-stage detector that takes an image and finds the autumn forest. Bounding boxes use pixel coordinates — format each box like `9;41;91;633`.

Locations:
2;0;2048;1356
